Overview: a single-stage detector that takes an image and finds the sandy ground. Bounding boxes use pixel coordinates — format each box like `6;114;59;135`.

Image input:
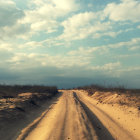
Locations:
76;90;140;140
15;90;140;140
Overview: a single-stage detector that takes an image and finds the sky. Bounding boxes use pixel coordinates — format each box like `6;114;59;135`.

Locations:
0;0;140;88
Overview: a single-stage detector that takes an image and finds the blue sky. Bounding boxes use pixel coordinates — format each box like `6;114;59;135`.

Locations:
0;0;140;88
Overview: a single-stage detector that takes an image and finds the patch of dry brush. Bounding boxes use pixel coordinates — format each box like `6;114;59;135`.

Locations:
76;84;140;109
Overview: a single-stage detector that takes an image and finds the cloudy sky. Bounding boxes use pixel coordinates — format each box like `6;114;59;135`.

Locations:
0;0;140;88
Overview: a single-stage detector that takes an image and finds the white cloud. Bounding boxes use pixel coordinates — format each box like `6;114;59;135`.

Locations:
8;52;91;70
51;0;79;11
104;0;140;22
0;0;80;40
30;20;58;33
93;31;122;38
19;41;43;49
58;0;140;41
29;0;79;12
117;53;140;59
0;44;14;67
22;0;79;34
62;12;97;28
118;66;140;72
129;46;140;51
0;1;32;40
108;37;140;48
59;12;112;40
103;62;121;70
89;62;121;71
0;0;24;27
68;47;99;56
137;25;140;29
40;38;66;48
1;46;137;80
0;23;30;40
0;41;14;51
66;37;140;58
22;9;59;34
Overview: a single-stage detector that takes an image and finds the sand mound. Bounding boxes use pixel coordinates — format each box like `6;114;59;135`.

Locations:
91;91;140;110
0;92;56;140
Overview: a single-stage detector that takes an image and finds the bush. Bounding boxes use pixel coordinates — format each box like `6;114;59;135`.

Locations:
0;85;58;98
75;84;140;95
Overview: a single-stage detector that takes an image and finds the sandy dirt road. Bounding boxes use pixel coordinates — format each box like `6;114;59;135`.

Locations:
16;90;136;140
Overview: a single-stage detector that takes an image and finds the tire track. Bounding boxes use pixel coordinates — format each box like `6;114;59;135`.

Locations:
16;90;135;140
75;91;136;140
72;93;98;140
59;93;69;140
73;92;115;140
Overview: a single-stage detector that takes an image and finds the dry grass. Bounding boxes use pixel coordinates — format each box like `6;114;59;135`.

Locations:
75;84;140;109
0;85;58;122
76;84;140;95
0;85;58;98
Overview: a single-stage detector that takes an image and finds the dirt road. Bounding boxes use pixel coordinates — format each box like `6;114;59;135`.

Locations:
16;90;136;140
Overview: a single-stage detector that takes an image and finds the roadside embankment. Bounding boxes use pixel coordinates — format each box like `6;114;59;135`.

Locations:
76;90;140;140
0;85;58;140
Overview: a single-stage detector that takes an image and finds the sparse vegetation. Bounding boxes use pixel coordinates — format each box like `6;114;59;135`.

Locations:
0;85;59;139
0;84;58;115
75;84;140;108
75;84;140;95
0;85;58;124
0;85;58;98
